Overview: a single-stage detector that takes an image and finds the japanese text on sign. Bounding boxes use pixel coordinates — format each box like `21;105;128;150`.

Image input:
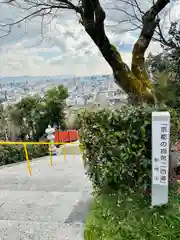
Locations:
152;121;169;186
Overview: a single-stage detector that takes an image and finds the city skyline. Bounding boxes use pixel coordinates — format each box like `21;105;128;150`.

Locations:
0;73;126;109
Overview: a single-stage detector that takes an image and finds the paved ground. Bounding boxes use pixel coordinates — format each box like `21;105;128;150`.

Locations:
0;143;92;240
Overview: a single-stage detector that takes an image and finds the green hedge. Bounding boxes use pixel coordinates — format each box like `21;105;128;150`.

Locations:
79;104;178;192
27;144;48;159
0;144;48;166
0;145;22;166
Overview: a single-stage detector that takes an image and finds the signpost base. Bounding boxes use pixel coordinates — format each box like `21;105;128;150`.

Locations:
151;184;168;207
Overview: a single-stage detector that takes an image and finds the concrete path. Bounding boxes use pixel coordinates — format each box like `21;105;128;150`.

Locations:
0;143;92;240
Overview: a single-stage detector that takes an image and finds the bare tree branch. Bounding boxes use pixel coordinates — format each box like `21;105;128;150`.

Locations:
113;0;178;50
0;0;82;38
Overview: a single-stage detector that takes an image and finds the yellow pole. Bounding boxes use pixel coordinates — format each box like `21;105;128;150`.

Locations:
49;144;53;167
24;144;32;176
64;144;66;161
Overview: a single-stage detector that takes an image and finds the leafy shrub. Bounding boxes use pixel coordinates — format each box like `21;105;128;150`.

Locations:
26;144;48;158
0;145;23;166
31;144;48;158
79;104;178;192
0;144;48;166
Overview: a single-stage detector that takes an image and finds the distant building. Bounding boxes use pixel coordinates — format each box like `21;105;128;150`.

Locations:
74;96;85;106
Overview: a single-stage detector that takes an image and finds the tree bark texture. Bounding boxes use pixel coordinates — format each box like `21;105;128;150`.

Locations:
81;0;170;104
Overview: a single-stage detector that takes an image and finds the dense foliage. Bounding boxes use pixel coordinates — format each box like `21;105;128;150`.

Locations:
79;104;178;193
146;21;180;110
0;85;68;141
0;144;48;166
0;85;68;166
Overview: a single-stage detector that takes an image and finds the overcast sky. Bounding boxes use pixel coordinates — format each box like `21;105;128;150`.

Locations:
0;0;179;77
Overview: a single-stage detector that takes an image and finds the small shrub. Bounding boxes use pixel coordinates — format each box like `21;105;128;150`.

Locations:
0;145;23;166
0;143;48;166
31;144;48;158
23;144;48;159
79;104;178;192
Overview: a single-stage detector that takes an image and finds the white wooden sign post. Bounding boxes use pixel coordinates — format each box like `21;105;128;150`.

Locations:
152;112;170;207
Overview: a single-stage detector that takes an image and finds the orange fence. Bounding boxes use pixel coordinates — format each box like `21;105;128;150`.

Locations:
54;130;79;143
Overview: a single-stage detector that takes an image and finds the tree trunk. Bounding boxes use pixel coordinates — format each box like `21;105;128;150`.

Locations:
82;0;170;104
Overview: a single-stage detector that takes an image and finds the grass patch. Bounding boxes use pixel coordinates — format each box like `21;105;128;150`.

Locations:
84;183;180;240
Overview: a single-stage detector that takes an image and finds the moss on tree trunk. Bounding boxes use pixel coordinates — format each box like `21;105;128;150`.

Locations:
82;0;170;104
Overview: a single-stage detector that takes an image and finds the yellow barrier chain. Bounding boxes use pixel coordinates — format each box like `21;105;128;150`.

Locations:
48;144;53;167
0;141;72;145
0;141;82;175
24;144;32;176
